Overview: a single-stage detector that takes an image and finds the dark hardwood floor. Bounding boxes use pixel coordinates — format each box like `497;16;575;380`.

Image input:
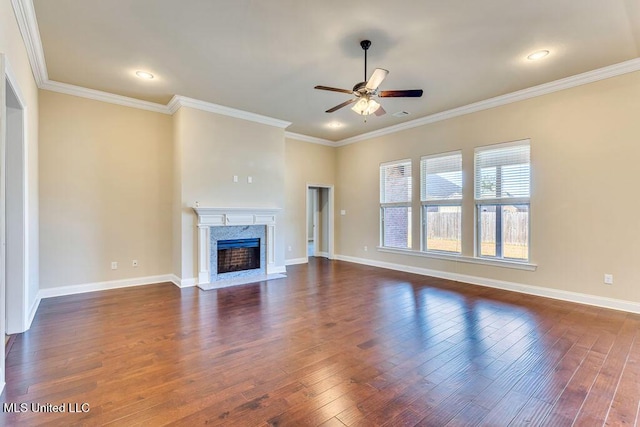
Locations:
1;258;639;426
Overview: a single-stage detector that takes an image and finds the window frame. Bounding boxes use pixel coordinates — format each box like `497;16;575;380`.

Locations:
420;151;463;254
379;159;413;249
474;140;531;261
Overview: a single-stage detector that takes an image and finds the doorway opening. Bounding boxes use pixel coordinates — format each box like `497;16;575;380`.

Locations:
4;71;27;340
306;185;334;260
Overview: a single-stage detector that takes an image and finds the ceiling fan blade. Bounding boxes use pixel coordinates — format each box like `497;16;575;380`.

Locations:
325;98;357;113
366;68;389;90
378;89;423;98
374;105;386;116
315;85;353;94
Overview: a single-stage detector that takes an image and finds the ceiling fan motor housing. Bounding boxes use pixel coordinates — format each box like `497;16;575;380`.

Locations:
352;81;368;96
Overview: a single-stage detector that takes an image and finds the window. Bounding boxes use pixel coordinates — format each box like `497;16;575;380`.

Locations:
474;141;530;261
380;160;412;248
421;152;462;253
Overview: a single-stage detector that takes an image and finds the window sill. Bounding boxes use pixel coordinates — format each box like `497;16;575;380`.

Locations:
376;246;537;271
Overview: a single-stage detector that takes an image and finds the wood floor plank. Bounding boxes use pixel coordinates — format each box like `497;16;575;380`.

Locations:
1;258;638;426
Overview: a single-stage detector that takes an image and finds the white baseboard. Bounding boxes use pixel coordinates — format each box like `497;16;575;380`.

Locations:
269;265;287;275
335;254;640;314
176;277;197;288
26;295;41;329
316;251;329;258
38;274;177;299
285;257;307;266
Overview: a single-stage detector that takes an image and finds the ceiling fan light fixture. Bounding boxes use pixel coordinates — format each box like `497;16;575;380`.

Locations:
351;97;380;115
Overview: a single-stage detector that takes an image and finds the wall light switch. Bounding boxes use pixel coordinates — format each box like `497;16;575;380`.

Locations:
341;210;346;215
247;176;253;184
233;175;238;183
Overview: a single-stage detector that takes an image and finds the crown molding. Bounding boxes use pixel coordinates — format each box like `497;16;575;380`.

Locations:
284;132;336;146
40;82;293;127
169;95;291;128
336;57;640;146
11;0;47;86
41;80;171;114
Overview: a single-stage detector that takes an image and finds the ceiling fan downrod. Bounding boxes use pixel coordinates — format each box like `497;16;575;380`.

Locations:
360;40;371;82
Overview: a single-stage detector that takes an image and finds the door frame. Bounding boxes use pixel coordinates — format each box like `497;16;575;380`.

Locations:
309;187;318;257
2;64;30;334
0;52;7;395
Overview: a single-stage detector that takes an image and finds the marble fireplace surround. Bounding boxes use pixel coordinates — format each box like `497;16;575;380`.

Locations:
193;207;284;290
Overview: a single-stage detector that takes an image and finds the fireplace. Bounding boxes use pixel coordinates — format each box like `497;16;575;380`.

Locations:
193;207;284;290
217;238;260;273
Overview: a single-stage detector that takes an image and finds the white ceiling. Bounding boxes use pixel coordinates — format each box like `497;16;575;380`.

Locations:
32;0;640;141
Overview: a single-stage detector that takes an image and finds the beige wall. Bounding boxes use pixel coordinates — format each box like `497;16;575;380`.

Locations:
39;91;173;288
1;0;40;320
284;138;336;261
174;107;286;280
336;70;640;304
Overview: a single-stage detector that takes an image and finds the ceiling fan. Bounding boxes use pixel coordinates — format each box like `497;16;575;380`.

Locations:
314;40;423;117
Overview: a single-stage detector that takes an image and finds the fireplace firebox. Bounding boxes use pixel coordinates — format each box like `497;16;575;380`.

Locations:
217;238;261;274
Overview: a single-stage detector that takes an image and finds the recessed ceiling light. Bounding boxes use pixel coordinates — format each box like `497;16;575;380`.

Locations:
392;111;410;118
527;50;550;61
327;122;342;128
135;71;154;79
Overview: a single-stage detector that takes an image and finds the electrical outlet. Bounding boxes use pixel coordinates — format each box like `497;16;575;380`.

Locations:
287;246;292;252
364;246;368;252
111;261;118;270
132;260;139;267
604;274;613;285
247;176;253;184
233;175;238;183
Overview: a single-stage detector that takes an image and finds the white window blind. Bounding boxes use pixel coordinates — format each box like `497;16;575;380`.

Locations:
475;142;530;201
380;160;412;204
421;152;462;202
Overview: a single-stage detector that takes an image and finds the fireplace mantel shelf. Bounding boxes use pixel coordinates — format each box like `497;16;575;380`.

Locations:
194;207;281;227
193;207;281;215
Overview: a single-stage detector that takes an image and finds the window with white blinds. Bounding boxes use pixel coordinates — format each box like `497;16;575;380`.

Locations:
380;160;412;249
421;152;462;253
381;160;412;204
474;142;530;202
421;152;462;202
474;140;530;261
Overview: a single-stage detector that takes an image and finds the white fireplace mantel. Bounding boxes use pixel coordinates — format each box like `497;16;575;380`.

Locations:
193;207;281;287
